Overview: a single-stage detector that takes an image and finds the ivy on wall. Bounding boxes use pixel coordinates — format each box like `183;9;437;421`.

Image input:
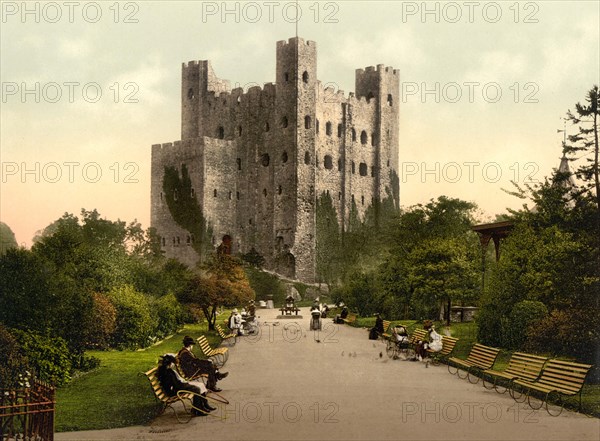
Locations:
162;164;213;259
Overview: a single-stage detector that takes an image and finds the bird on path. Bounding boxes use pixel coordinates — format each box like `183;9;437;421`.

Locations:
379;352;383;358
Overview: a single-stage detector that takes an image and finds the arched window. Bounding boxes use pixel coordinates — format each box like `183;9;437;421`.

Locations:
326;122;332;136
281;116;288;128
161;237;166;247
361;131;368;145
265;122;270;132
263;188;267;197
367;91;374;101
324;155;333;169
278;185;282;195
337;123;343;138
351;128;356;142
284;72;289;82
387;94;393;106
190;188;195;198
359;163;368;176
238;125;242;136
304;151;310;165
237;158;242;170
281;151;288;163
213;189;217;197
305;115;311;129
187;88;194;99
217;126;224;139
228;191;232;200
302;71;309;83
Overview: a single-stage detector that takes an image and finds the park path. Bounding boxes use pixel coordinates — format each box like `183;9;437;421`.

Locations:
57;307;599;441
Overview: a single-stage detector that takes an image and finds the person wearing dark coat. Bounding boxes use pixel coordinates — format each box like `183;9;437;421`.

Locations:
369;314;384;340
176;336;228;392
157;354;215;416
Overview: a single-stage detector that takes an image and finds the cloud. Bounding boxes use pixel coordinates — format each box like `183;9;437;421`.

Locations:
58;38;91;58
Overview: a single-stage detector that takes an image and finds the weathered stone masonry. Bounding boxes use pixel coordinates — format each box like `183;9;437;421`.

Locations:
151;37;399;283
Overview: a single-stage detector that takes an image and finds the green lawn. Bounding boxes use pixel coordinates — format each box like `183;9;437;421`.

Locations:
56;323;222;432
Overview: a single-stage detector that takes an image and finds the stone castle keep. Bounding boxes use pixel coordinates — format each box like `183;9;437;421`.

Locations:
151;37;399;283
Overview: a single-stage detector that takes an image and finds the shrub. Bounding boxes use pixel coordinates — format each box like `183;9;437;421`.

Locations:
86;292;117;349
107;285;157;349
0;325;32;388
10;329;72;386
504;300;548;349
153;293;184;338
476;306;504;347
526;308;600;365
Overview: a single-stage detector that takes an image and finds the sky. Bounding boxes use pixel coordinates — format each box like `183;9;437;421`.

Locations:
1;0;599;247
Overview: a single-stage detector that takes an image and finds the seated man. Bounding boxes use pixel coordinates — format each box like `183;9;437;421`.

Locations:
229;309;245;335
157;354;215;416
177;336;228;392
334;306;348;324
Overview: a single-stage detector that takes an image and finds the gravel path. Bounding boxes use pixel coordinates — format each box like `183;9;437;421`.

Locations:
56;307;600;441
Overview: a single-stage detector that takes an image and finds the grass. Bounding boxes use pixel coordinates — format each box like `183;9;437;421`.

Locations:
55;323;222;432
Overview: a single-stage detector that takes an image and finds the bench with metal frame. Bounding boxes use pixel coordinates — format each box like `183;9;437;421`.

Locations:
447;343;501;383
482;352;548;396
427;335;459;365
196;335;229;368
215;324;237;346
511;359;593;416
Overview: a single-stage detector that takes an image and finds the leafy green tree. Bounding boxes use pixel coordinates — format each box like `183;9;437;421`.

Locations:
0;222;18;255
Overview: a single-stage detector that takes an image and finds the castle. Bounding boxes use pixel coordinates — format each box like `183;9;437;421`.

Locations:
151;37;399;283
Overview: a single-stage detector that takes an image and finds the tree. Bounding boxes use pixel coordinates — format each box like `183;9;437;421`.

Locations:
181;254;255;330
0;222;18;255
565;85;600;227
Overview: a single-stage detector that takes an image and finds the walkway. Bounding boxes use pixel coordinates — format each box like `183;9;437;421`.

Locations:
57;307;600;440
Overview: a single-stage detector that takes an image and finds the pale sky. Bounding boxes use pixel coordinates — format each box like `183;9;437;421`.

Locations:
1;1;599;246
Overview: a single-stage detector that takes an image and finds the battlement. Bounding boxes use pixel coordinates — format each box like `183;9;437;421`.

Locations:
356;64;398;77
276;36;316;49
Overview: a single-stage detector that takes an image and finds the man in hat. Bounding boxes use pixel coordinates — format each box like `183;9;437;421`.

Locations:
157;354;215;416
229;309;245;335
177;336;228;392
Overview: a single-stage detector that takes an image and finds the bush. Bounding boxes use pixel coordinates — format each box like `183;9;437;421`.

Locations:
86;292;117;349
107;285;157;349
476;306;504;347
526;308;600;365
504;300;548;349
11;329;72;386
245;267;286;304
0;325;31;388
154;293;184;338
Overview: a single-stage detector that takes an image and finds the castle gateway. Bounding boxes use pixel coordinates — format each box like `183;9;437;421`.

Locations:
151;37;399;283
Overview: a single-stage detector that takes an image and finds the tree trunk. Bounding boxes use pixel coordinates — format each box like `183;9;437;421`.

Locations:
593;110;600;229
446;298;451;327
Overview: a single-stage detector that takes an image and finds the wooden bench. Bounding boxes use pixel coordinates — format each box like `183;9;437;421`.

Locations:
342;313;357;325
143;367;195;423
196;335;228;368
482;352;547;396
215;324;237;346
427;335;459;365
380;320;392;340
448;343;500;383
512;359;593;416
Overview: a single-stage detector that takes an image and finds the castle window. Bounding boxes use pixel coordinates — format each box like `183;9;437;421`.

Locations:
174;189;178;201
172;237;176;245
387;159;390;167
161;237;165;247
249;218;252;225
187;88;194;100
236;191;240;200
160;192;163;201
371;133;377;146
387;94;393;106
316;119;320;134
361;195;365;205
302;71;309;83
237;158;242;170
361;131;368;144
213;189;217;197
359;163;368;176
265;122;270;132
305;115;311;129
351;128;356;142
326;189;330;196
263;188;267;197
238;126;242;136
191;188;195;198
177;236;181;245
278;185;282;195
228;191;232;200
337;123;343;138
367;91;374;101
284;72;289;82
281;151;288;163
326;122;332;136
186;235;191;245
223;99;227;106
324;155;333;170
338;158;343;171
304;151;310;165
352;161;355;174
281;116;288;128
261;153;270;167
338;192;342;200
237;95;241;105
217;126;225;139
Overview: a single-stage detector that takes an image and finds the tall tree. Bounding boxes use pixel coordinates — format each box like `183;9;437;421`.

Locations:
565;85;600;227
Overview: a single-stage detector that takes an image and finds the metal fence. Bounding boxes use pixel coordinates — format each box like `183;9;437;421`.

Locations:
0;380;55;441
